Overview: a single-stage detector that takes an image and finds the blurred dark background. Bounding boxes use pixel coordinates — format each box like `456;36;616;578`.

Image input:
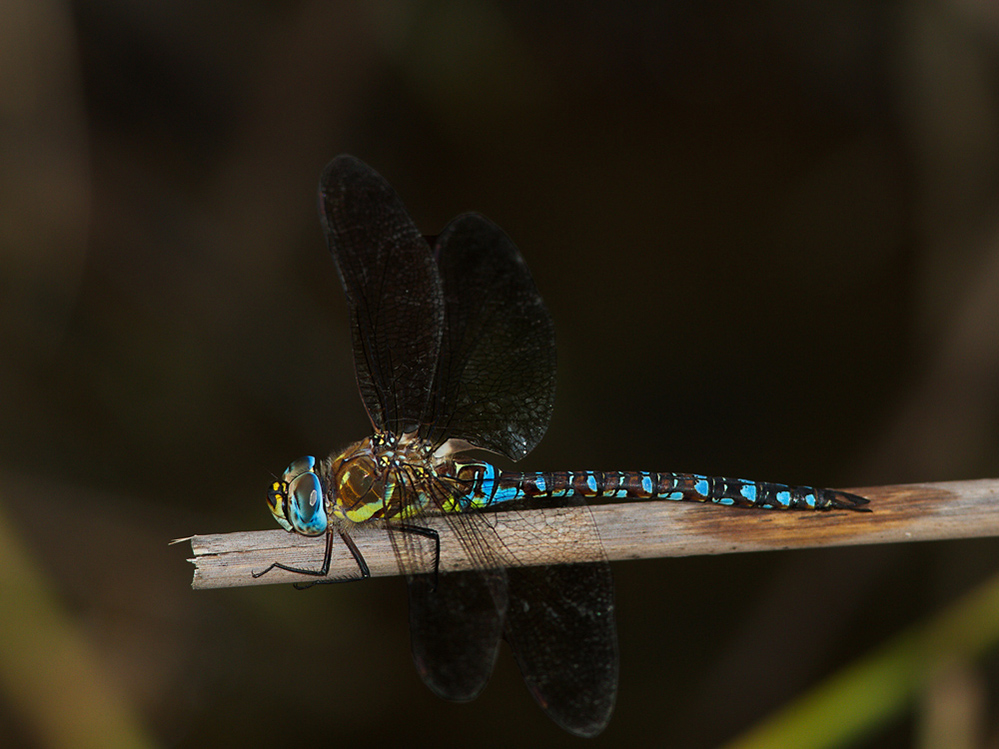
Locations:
3;1;999;747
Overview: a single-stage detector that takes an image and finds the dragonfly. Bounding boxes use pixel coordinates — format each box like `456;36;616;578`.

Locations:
256;154;869;737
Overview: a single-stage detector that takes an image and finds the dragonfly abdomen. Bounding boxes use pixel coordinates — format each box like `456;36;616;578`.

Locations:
454;462;867;511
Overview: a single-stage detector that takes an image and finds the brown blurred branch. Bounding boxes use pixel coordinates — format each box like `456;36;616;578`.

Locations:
184;479;999;590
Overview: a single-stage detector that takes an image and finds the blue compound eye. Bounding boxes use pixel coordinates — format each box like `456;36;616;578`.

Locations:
268;456;324;534
282;455;317;484
286;471;328;536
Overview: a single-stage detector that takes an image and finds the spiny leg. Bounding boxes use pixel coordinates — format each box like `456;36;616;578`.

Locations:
252;530;371;588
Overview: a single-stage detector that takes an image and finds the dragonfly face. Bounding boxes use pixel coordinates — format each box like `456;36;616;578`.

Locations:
267;455;327;536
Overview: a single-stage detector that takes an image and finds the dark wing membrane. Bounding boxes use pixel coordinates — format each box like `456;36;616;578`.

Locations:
426;213;556;460
392;473;510;703
407;568;507;702
505;561;618;738
499;493;618;738
409;470;618;736
319;155;444;435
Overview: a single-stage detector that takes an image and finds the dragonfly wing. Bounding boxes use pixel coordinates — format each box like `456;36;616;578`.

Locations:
407;568;508;702
319;155;444;435
418;482;618;736
389;477;509;702
486;493;618;737
505;560;618;738
427;212;556;460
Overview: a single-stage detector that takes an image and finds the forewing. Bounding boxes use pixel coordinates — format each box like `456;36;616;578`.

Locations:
426;213;556;460
410;475;618;736
319;155;444;435
505;560;618;737
407;567;507;702
389;473;509;702
478;493;618;737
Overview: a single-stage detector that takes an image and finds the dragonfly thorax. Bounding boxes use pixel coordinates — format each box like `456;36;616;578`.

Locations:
324;434;442;525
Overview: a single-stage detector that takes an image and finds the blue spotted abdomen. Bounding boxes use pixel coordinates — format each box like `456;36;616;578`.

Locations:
453;462;868;512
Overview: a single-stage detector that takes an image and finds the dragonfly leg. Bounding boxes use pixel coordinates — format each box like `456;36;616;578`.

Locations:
391;524;441;591
252;530;371;588
292;530;372;589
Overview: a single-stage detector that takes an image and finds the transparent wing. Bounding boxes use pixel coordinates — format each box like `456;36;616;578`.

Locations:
505;559;618;737
404;478;617;737
426;213;556;460
319;155;444;435
391;472;508;703
408;566;507;702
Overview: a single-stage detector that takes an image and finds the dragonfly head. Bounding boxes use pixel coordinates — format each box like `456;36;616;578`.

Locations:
266;456;328;536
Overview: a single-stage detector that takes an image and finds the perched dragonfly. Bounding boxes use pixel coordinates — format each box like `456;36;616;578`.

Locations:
257;155;869;737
